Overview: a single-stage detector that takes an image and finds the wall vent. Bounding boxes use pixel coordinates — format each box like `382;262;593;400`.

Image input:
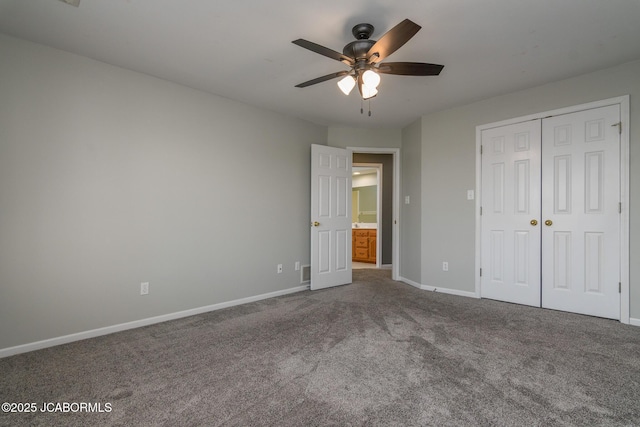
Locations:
301;265;311;284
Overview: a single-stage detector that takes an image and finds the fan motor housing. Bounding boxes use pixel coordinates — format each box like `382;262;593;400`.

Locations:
343;39;376;59
352;23;374;39
343;23;376;59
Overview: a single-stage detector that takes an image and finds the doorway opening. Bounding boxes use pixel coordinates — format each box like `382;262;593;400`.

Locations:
349;148;400;280
352;164;381;268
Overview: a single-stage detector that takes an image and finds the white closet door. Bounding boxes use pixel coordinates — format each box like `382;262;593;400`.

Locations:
541;105;620;319
481;121;541;306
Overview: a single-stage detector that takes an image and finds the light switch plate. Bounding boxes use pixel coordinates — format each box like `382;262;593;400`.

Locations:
405;196;410;204
467;190;475;200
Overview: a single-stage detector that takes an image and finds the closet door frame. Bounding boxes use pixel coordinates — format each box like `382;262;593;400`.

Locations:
474;95;630;324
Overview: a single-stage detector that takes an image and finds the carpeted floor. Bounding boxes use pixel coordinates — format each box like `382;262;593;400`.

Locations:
1;269;639;426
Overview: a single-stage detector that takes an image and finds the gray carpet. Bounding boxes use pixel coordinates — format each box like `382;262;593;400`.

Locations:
1;269;639;426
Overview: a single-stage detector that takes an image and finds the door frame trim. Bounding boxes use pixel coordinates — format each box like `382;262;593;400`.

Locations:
474;95;630;324
348;147;401;281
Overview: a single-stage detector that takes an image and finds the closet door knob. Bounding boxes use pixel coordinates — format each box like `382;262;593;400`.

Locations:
545;220;553;226
530;219;538;226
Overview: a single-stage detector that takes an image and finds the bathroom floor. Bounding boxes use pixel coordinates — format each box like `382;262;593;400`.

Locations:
352;261;377;269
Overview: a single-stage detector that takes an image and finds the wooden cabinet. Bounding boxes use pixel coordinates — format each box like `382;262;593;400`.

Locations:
352;229;376;263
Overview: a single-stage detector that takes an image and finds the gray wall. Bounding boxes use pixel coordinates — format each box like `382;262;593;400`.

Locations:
400;120;422;283
0;34;327;350
416;59;640;318
3;33;638;352
328;126;401;149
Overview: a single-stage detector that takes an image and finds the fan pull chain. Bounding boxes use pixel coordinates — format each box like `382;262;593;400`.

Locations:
358;99;373;116
359;99;373;116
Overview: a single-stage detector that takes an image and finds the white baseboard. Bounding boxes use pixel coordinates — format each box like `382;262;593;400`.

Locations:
398;277;478;299
420;283;479;299
0;285;310;359
399;276;423;289
399;277;477;299
409;283;636;325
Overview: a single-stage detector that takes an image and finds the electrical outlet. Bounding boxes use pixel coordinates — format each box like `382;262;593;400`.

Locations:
277;264;283;274
140;282;149;295
295;261;300;271
442;262;449;272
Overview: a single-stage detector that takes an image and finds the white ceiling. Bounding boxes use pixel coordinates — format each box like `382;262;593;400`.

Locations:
1;0;639;129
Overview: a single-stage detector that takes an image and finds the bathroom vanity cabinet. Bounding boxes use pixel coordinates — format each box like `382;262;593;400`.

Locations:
352;229;376;263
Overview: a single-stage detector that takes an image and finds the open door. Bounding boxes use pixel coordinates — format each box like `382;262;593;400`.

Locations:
310;144;352;290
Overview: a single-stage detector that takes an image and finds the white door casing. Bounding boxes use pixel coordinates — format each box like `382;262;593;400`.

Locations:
310;144;352;290
480;120;542;307
541;105;621;319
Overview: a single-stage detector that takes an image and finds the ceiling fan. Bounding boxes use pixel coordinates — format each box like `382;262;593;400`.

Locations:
292;19;444;101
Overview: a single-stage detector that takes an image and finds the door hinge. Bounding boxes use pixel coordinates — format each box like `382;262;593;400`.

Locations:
480;145;483;155
480;206;483;215
612;121;622;135
619;202;622;214
480;268;482;277
619;282;622;293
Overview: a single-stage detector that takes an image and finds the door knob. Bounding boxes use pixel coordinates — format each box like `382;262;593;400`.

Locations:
545;219;553;226
312;221;320;227
530;219;538;226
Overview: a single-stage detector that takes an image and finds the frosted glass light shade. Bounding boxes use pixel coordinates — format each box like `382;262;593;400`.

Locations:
337;75;356;95
362;70;381;88
361;83;378;100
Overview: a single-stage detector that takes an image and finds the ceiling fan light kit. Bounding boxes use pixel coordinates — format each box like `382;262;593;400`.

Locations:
361;81;378;100
362;69;381;88
292;19;444;112
337;75;356;95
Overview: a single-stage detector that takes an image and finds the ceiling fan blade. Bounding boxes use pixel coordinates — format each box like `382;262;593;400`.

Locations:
295;70;350;88
376;62;444;76
366;19;421;63
292;39;355;65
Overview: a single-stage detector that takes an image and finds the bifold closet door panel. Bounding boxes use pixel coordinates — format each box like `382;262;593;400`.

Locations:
541;104;621;319
480;120;541;307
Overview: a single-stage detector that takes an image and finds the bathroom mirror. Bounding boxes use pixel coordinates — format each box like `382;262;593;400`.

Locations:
352;166;378;225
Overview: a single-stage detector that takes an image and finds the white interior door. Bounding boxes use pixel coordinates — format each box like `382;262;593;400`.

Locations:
310;144;352;290
480;120;541;306
541;105;621;319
